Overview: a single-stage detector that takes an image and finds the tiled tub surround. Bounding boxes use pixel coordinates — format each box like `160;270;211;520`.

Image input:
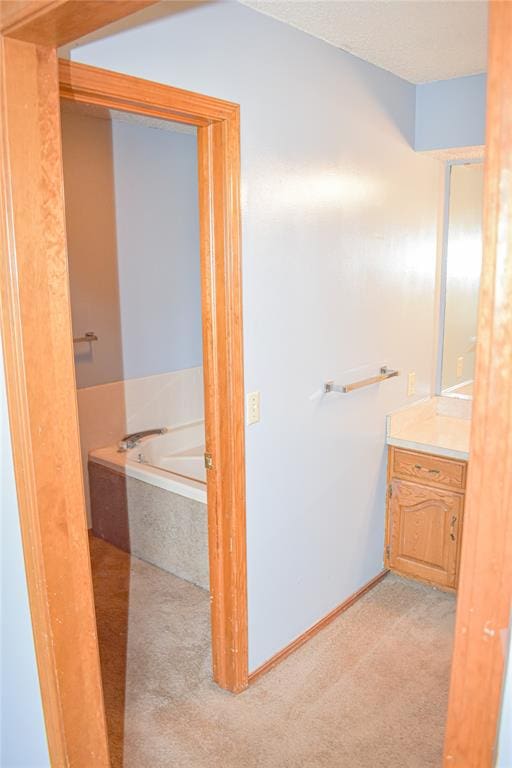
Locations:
386;396;472;460
77;366;204;522
89;424;208;589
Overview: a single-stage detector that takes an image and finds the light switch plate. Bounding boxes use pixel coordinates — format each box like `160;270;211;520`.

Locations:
247;391;260;425
407;371;416;397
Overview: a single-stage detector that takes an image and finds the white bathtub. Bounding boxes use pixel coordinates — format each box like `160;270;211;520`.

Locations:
89;419;207;504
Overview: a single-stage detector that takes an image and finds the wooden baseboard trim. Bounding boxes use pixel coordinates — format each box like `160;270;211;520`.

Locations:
248;569;389;685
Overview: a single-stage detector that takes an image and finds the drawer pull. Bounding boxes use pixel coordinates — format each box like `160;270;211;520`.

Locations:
394;449;466;491
450;515;457;541
413;463;441;475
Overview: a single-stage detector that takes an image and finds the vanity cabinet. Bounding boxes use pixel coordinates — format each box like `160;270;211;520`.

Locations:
385;447;466;590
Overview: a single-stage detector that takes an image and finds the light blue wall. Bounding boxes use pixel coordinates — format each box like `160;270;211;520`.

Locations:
415;73;487;151
113;121;202;382
0;349;49;767
72;0;441;672
62;113;201;389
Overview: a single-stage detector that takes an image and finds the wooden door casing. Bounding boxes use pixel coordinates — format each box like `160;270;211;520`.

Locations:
389;479;462;589
444;4;512;760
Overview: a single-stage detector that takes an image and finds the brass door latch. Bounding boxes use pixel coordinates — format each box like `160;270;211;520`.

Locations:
204;452;213;470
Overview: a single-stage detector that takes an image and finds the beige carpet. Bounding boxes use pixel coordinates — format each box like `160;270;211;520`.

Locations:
89;535;456;768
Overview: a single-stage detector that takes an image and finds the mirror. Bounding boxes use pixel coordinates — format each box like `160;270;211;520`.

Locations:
440;161;484;398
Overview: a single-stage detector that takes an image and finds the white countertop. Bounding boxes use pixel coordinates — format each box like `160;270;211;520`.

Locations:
386;396;472;460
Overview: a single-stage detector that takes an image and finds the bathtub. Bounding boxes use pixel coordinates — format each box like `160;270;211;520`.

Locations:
89;419;207;504
88;420;209;589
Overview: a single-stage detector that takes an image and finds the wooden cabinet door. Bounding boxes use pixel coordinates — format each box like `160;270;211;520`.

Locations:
388;479;463;589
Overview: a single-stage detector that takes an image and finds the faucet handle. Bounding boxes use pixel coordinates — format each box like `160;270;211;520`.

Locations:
117;427;167;453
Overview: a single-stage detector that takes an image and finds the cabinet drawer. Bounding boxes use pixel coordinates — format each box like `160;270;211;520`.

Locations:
391;448;466;491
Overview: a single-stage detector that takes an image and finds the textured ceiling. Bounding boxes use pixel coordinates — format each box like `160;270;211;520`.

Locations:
239;0;487;84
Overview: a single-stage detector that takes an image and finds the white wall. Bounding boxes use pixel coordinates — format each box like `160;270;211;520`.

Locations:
442;162;483;391
61;110;202;389
71;1;441;672
0;349;49;767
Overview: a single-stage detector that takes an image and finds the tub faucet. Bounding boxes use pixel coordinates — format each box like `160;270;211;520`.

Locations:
118;427;167;452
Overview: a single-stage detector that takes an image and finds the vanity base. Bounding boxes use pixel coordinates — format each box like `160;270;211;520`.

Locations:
384;447;466;591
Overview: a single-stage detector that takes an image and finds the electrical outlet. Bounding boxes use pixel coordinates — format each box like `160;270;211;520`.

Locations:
247;391;260;425
456;356;464;379
407;371;416;397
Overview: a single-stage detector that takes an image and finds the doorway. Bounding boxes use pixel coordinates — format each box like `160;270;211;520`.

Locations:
60;98;215;762
0;44;248;763
58;59;248;696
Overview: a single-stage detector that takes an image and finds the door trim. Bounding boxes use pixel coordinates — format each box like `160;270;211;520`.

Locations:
58;58;248;696
0;38;111;765
443;2;512;764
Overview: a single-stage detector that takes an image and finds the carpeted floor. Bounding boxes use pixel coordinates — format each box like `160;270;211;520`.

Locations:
89;534;456;768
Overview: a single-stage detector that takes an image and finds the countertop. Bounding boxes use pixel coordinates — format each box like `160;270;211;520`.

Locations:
386;396;472;461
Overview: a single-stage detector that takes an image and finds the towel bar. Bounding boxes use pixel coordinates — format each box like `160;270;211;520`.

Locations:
73;331;98;344
324;366;399;394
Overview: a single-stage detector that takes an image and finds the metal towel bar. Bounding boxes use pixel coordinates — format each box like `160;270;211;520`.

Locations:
324;366;399;394
73;331;98;344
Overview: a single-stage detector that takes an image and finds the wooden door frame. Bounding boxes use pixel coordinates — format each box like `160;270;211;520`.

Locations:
0;3;247;765
443;2;512;764
1;1;512;766
57;57;248;693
